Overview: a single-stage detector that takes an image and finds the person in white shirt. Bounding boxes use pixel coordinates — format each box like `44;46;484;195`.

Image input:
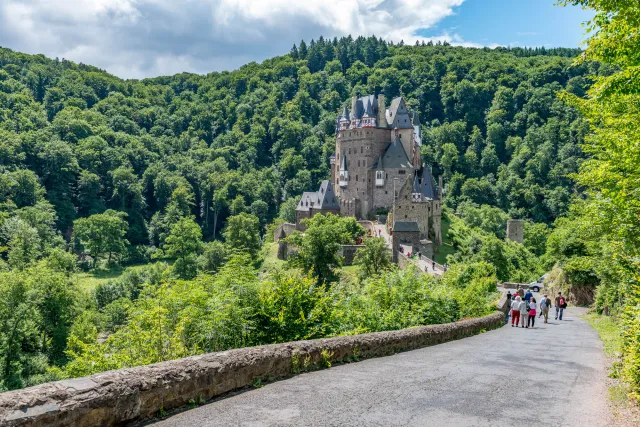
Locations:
527;297;537;328
519;296;528;328
510;296;522;327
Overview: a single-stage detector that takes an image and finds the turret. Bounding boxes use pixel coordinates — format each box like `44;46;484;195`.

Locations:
339;106;350;131
350;96;358;128
361;100;376;128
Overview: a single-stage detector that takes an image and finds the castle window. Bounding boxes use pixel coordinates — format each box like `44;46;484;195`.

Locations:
348;148;351;154
356;175;358;181
361;146;363;154
399;170;406;175
405;215;408;218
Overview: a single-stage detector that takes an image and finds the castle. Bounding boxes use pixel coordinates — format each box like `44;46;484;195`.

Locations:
296;94;443;259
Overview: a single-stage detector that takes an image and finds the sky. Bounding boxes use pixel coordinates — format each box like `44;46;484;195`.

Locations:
0;0;593;80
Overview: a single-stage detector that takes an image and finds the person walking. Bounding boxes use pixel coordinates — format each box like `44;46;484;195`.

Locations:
555;292;566;320
527;297;537;328
524;288;533;302
540;295;551;323
519;296;529;328
510;296;522;327
505;291;512;324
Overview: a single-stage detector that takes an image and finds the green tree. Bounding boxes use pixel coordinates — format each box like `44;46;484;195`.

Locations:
287;214;364;286
354;237;391;277
197;240;229;273
223;213;261;258
72;210;129;267
162;216;202;279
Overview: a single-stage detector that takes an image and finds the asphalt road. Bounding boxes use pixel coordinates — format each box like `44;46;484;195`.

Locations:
153;306;611;427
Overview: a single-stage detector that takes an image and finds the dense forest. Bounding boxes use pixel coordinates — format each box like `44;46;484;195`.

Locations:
1;23;635;395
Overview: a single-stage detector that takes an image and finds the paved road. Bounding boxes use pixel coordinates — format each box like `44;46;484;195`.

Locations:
154;306;611;427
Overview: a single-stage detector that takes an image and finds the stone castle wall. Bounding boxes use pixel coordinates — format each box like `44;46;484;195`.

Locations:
273;223;296;242
0;313;504;427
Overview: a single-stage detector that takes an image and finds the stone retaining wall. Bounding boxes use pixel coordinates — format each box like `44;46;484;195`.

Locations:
0;312;504;427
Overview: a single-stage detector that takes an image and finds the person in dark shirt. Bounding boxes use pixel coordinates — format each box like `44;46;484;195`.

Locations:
524;289;533;302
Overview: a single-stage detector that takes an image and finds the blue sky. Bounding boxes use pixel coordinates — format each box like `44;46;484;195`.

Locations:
419;0;593;48
0;0;593;79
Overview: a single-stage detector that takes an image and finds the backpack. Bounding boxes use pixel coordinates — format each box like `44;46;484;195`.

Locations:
559;296;567;308
525;301;531;311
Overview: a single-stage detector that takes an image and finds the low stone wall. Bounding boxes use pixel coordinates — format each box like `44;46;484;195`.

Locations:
273;223;296;242
340;244;365;265
0;313;504;427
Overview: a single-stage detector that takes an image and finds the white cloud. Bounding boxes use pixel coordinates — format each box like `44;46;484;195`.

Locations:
0;0;491;79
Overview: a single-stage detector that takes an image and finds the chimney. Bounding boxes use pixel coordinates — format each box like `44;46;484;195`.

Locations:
377;94;387;127
351;96;357;115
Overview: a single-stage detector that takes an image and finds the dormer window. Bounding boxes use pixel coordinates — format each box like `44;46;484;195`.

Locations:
375;171;384;187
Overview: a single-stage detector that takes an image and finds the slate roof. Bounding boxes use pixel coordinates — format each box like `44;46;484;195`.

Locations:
393;221;420;232
411;111;421;126
410;167;438;200
421;167;438;199
371;136;412;169
296;180;340;212
386;97;413;129
340;106;350;121
364;99;374;117
352;95;378;120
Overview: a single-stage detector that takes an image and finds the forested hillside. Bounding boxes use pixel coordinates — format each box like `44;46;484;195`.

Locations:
0;38;615;391
1;39;609;256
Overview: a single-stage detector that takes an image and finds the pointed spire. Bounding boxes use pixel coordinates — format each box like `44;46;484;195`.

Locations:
364;99;373;117
412;171;421;194
341;106;350;121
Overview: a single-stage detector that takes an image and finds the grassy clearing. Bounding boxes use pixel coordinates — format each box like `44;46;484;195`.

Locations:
74;263;152;292
339;265;361;282
434;214;455;265
261;242;286;272
583;312;622;357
